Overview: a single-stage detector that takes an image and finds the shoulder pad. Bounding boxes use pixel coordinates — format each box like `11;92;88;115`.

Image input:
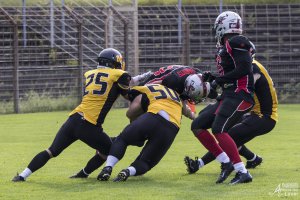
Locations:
118;72;131;88
228;35;252;51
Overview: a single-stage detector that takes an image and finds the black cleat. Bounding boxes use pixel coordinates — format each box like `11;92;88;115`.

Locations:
70;169;88;178
184;156;200;174
246;156;263;169
216;162;234;184
97;166;112;181
12;173;25;182
230;171;252;185
113;169;130;182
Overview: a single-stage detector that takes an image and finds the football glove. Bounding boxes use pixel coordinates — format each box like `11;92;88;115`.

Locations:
202;71;216;82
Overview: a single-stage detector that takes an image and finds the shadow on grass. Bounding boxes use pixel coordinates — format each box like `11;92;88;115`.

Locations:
27;175;179;192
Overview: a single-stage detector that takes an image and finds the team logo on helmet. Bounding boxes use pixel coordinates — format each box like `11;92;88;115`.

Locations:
217;16;227;24
116;55;123;63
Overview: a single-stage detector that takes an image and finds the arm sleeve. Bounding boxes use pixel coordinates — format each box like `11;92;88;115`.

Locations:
140;93;149;112
117;72;131;96
207;88;218;99
215;36;252;84
128;89;142;102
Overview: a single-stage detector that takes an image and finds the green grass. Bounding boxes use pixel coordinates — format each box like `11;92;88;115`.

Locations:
0;104;299;200
0;0;299;6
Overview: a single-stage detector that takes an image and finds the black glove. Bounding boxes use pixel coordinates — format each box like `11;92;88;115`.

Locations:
202;71;216;82
210;80;218;90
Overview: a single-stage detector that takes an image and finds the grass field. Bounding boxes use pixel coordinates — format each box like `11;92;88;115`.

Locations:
0;104;299;200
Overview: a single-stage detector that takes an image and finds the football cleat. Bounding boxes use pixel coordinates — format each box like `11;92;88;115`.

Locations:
12;173;25;182
97;166;112;181
184;156;200;174
113;169;130;182
70;169;88;178
246;156;263;169
216;162;234;184
230;171;252;185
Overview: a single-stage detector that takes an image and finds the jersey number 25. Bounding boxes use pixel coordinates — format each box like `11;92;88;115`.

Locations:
84;72;109;96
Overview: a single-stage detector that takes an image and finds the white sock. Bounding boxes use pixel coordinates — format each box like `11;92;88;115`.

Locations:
19;168;32;179
127;166;136;176
216;152;230;164
233;162;247;173
105;155;119;168
198;159;205;168
248;154;257;162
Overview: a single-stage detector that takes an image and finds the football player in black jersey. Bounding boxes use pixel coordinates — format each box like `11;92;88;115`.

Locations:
186;11;255;184
12;48;131;182
185;45;278;174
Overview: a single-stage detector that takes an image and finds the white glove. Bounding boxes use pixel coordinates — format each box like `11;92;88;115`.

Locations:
131;71;152;86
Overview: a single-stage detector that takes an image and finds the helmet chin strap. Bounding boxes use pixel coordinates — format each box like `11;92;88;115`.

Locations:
97;65;109;69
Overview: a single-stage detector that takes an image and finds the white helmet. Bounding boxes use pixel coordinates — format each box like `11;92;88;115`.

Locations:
184;74;211;104
213;11;242;45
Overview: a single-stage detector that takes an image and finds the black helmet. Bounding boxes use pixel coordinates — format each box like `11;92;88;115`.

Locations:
97;48;125;70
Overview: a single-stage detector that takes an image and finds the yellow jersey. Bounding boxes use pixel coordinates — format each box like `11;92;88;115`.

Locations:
252;60;278;122
70;67;131;126
129;84;183;128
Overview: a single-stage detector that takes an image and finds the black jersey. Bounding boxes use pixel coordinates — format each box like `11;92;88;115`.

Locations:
140;65;200;95
161;66;200;94
215;35;254;103
140;65;183;85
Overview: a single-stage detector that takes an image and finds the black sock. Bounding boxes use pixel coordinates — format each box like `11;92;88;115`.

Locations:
83;154;105;174
239;145;255;160
27;150;51;173
201;152;216;165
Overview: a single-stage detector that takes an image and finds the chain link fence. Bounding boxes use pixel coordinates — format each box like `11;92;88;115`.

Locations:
0;4;299;113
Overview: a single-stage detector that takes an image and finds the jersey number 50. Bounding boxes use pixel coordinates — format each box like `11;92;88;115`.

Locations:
148;85;181;103
84;72;109;96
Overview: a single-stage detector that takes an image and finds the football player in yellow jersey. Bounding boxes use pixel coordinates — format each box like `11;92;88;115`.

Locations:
70;72;212;179
12;48;131;182
97;84;184;182
184;46;278;177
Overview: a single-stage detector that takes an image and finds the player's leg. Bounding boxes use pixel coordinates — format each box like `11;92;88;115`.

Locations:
212;98;253;184
191;114;276;171
70;120;112;179
70;152;106;178
71;135;117;178
113;115;179;182
228;114;276;168
97;113;152;181
185;102;232;181
12;114;80;182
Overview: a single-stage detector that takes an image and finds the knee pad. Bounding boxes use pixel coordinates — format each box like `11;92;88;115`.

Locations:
191;118;208;132
191;111;214;131
211;123;223;134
